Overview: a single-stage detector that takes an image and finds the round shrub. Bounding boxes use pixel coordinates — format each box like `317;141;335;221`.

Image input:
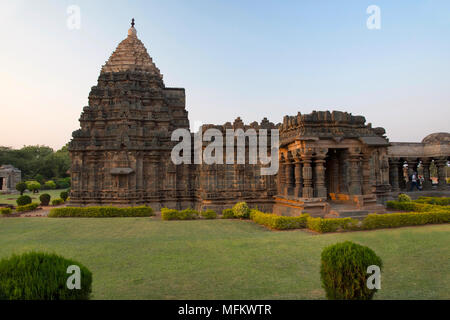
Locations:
0;251;92;300
16;195;32;206
320;241;383;300
232;202;251;219
39;194;51;206
44;181;57;190
398;193;412;202
60;191;69;202
222;208;235;219
15;182;27;195
201;209;217;219
26;181;41;193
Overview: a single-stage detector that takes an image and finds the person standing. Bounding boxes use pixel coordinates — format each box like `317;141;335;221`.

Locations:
410;172;420;191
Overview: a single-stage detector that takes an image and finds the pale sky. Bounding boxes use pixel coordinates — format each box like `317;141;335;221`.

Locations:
0;0;449;150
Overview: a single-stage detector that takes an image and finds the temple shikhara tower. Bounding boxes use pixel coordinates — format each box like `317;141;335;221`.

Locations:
69;20;449;216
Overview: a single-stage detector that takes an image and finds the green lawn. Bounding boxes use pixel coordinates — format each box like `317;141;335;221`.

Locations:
0;189;68;205
0;218;448;300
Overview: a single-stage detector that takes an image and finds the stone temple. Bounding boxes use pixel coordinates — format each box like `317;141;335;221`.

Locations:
69;22;449;216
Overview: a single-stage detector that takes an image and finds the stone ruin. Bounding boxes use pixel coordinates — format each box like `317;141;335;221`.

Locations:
68;22;449;216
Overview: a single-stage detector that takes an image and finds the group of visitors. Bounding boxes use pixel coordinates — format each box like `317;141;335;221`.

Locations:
409;172;424;191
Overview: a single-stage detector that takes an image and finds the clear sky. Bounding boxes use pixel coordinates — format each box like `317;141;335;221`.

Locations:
0;0;449;150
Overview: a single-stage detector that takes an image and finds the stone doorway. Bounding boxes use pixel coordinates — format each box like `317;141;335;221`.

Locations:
0;177;3;190
325;148;348;199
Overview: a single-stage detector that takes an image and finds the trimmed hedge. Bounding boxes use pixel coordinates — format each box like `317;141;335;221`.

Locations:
0;208;12;215
397;193;412;202
361;210;450;230
321;241;382;300
16;203;39;213
386;201;450;213
60;191;69;202
39;194;51;206
232;202;251;219
49;206;154;218
16;195;32;206
222;208;235;219
161;208;198;220
52;198;65;206
251;210;309;230
0;251;92;300
307;217;358;233
201;209;217;219
414;196;450;206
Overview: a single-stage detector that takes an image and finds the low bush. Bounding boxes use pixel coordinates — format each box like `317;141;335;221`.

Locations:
232;202;251;219
49;206;154;218
16;195;32;206
397;193;412;202
16;203;39;213
161;208;198;220
60;191;69;202
201;209;217;219
0;208;12;215
361;210;450;230
251;210;309;230
52;199;65;206
43;180;57;190
222;208;235;219
0;251;92;300
386;201;450;213
414;196;450;206
307;217;358;233
321;241;382;300
39;194;51;206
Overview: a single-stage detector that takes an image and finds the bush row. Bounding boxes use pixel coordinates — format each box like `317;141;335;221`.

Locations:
361;210;450;230
16;203;39;213
48;206;154;218
0;208;13;215
161;208;218;220
414;196;450;206
386;201;450;213
307;217;358;233
251;210;308;230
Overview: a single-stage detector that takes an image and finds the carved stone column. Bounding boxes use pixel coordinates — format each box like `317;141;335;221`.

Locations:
293;151;303;197
277;155;285;195
421;158;432;190
301;152;314;198
285;155;294;196
348;151;362;195
435;158;449;190
314;150;327;198
389;157;401;192
362;152;372;195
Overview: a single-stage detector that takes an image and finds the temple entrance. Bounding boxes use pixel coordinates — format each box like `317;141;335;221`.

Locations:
0;177;3;190
325;148;348;199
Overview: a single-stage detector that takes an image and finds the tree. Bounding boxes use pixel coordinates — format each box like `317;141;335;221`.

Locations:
15;182;27;195
26;181;41;194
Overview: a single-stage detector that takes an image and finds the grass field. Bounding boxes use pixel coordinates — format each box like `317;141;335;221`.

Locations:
0;218;448;300
0;189;68;205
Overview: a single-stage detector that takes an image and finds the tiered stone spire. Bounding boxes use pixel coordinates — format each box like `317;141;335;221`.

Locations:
101;19;162;77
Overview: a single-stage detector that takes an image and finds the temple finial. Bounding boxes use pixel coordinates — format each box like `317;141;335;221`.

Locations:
131;18;135;28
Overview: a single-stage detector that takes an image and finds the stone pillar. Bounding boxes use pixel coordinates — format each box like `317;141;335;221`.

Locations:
294;156;303;198
285;157;294;196
421;158;432;190
348;152;362;195
301;153;314;198
277;156;285;195
389;158;401;192
362;153;372;195
314;152;327;198
435;158;448;190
